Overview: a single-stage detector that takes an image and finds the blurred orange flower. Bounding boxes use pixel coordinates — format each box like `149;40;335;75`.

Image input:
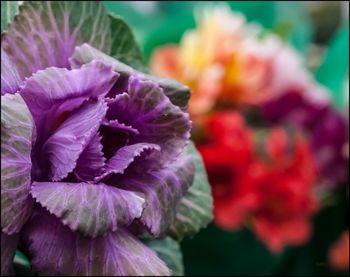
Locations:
151;5;325;121
151;5;273;118
198;112;319;252
329;231;349;271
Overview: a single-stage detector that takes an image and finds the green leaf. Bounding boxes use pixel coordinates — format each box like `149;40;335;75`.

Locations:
316;21;349;109
144;237;184;276
169;142;213;240
108;13;147;72
1;1;18;33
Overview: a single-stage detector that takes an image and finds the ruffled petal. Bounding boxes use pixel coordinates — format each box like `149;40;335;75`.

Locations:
20;60;118;127
31;182;144;238
19;61;118;178
22;208;170;276
42;98;107;181
114;151;195;236
99;115;141;159
106;76;191;167
101;118;140;136
95;143;160;182
74;132;105;181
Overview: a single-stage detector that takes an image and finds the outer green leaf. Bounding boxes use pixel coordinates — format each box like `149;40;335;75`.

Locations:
108;13;146;72
144;237;184;276
1;93;34;234
169;142;213;241
316;21;349;109
1;1;18;33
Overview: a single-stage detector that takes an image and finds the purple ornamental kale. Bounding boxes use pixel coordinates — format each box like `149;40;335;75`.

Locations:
1;51;193;276
1;2;202;276
261;90;349;188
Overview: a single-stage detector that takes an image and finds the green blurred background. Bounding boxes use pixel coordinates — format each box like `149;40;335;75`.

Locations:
103;1;349;276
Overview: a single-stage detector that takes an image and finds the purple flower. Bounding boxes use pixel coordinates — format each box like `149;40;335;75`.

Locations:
1;2;208;276
261;90;349;188
1;57;195;275
1;52;195;276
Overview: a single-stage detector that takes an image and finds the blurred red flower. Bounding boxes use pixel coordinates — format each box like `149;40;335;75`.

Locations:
198;112;319;252
329;231;349;271
198;112;255;228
